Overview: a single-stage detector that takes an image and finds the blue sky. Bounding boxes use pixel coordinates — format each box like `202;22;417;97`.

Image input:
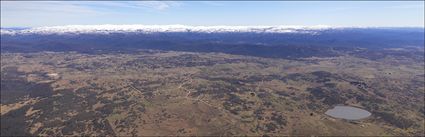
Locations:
1;1;424;27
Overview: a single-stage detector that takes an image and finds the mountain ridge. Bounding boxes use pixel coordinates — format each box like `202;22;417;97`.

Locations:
4;25;422;35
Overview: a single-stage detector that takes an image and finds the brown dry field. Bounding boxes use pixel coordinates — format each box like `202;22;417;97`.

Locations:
1;50;424;136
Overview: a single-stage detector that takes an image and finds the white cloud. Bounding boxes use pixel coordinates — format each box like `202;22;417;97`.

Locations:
0;1;182;27
133;1;181;10
198;1;227;6
386;4;424;9
1;1;181;15
73;1;182;11
1;1;99;14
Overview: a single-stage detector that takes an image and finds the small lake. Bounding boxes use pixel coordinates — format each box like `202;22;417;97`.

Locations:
325;106;371;120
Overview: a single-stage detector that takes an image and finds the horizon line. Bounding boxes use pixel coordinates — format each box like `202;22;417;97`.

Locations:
2;24;425;29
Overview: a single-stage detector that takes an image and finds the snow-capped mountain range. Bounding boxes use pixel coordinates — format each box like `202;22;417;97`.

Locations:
1;25;336;35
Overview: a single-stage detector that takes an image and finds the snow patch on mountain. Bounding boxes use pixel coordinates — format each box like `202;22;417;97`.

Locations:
1;25;337;35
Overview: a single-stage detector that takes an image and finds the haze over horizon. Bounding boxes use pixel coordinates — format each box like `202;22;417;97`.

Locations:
1;1;424;27
2;24;425;29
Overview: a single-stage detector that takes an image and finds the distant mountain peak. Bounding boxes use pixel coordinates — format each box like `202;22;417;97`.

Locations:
1;25;336;35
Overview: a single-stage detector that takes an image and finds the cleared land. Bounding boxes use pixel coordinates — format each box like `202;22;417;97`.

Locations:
1;49;424;136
